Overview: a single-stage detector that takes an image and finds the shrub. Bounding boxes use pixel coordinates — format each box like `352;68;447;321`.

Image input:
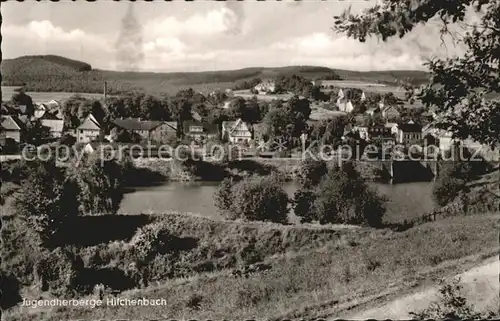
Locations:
34;247;82;297
71;154;125;215
229;175;289;223
297;157;328;188
432;175;467;207
312;165;387;226
130;222;174;261
59;133;76;146
214;177;236;215
292;189;317;223
410;278;497;320
0;216;46;284
14;161;80;246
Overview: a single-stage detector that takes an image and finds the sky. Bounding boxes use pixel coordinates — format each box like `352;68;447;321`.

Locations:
2;0;469;73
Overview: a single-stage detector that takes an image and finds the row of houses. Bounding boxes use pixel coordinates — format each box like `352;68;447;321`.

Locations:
335;88;403;119
73;113;254;145
345;121;424;146
1;100;65;146
344;119;462;151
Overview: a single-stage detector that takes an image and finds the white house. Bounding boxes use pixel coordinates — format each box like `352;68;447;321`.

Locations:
396;121;423;145
254;80;276;94
338;88;344;99
422;123;454;151
222;119;253;144
33;104;47;119
41;119;64;138
381;105;401;119
337;98;354;113
77;113;101;143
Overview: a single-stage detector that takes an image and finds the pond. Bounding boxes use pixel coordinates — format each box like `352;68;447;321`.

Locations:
119;181;436;224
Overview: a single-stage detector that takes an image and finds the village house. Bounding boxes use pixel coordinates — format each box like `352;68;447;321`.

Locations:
112;118;177;143
222;119;253;144
422;123;454;151
396;121;423;145
77;113;102;143
365;107;381;116
33;104;47;119
337;98;354;113
367;125;394;144
0;115;25;144
381;105;401;120
183;120;218;143
41;119;65;138
353;125;369;141
254;80;276;94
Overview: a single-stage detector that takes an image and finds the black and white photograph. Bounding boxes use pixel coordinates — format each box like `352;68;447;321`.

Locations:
1;0;499;320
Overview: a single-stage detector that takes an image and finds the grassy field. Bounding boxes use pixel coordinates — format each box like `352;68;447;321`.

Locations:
4;212;499;321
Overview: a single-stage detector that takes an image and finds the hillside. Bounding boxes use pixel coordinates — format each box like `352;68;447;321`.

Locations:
1;55;429;95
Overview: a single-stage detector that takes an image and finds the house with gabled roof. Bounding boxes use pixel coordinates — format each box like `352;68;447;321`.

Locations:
41;119;65;138
381;105;401;120
1;115;26;143
254;80;276;94
396;121;423;145
222;118;253;144
112;118;178;143
183;120;218;143
337;98;354;113
77;113;102;143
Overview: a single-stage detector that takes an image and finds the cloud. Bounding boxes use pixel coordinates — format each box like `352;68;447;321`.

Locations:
145;9;236;38
5;20;92;43
2;20;113;68
223;1;246;35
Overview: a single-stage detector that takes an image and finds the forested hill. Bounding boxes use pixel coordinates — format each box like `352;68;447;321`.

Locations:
1;55;429;95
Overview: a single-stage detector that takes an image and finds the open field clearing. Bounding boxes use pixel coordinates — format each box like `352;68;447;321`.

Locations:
5;212;498;321
1;86;106;103
309;108;347;120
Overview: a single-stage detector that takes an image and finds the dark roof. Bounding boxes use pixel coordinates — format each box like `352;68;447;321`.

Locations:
112;118;163;131
398;123;423;132
1;115;26;131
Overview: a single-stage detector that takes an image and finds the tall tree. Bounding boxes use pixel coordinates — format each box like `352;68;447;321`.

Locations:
169;96;193;137
264;96;311;147
11;91;34;117
334;0;500;147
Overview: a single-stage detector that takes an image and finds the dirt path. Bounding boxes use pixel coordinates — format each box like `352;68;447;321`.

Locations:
341;257;499;320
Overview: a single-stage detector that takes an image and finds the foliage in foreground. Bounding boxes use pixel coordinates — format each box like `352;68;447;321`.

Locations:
6;213;498;320
14;161;80;247
334;0;500;148
410;278;498;320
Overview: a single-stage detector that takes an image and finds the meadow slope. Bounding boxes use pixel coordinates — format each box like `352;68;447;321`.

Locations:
4;212;498;321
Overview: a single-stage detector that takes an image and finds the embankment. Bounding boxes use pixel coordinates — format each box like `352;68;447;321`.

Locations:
132;157;405;182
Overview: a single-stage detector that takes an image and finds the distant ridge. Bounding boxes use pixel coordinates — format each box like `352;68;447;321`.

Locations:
1;55;429;95
6;55;92;72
